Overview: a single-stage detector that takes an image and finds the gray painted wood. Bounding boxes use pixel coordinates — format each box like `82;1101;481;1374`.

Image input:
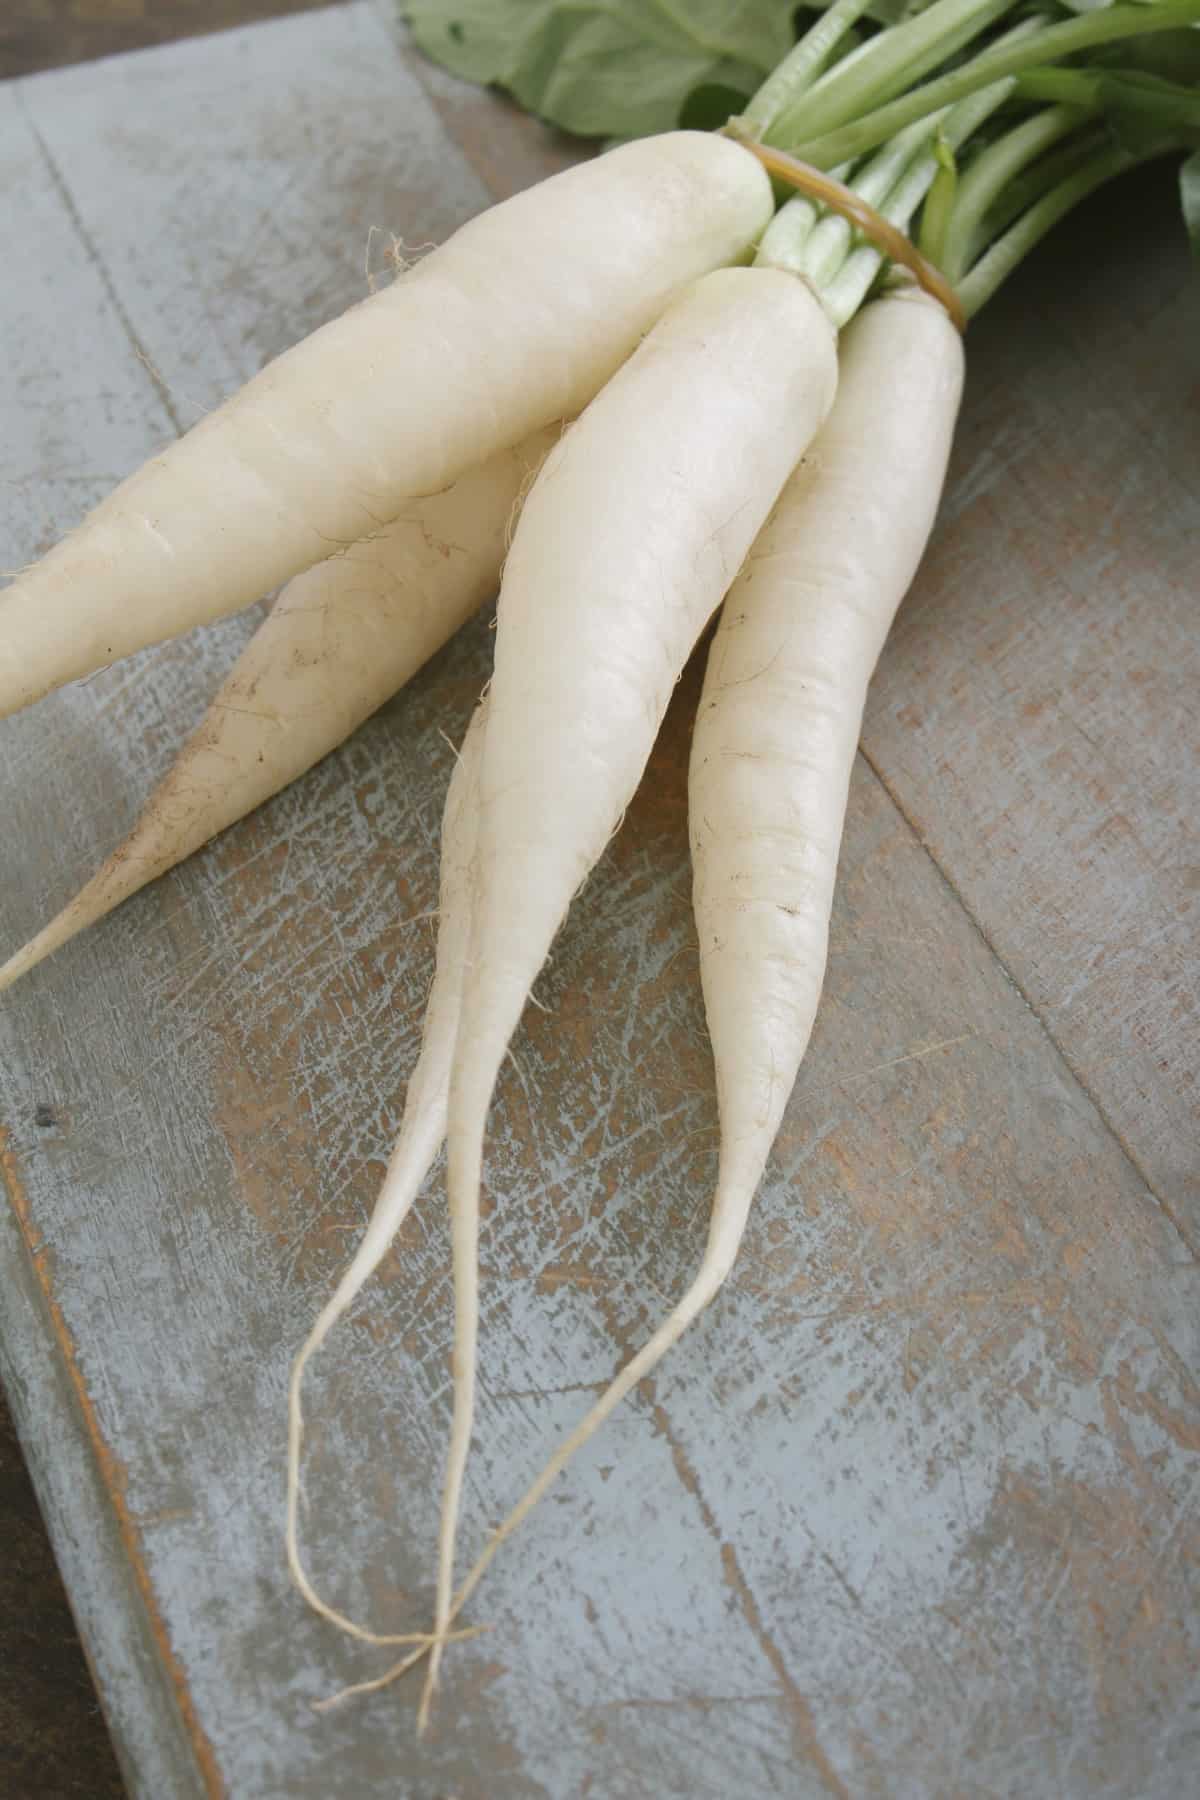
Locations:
0;1185;204;1798
862;189;1200;1233
1;9;1197;1798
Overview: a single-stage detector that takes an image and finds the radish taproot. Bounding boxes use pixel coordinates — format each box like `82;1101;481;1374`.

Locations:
689;287;963;1286
287;701;488;1654
0;132;772;720
422;261;838;1719
0;431;555;994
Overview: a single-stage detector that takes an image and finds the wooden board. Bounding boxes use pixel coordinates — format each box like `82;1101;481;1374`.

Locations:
863;177;1200;1234
0;0;336;81
1;7;1196;1797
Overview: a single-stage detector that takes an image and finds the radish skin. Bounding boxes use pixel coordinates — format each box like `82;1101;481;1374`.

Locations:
403;290;962;1687
286;701;487;1647
423;264;838;1720
690;290;963;1224
0;132;772;720
0;431;555;995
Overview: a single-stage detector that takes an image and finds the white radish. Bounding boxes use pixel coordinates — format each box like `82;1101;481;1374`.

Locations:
690;288;962;1235
0;132;773;720
422;263;838;1720
401;288;962;1688
0;431;554;996
286;699;487;1649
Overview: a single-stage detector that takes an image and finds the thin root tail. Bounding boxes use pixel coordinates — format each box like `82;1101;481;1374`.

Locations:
311;1620;487;1714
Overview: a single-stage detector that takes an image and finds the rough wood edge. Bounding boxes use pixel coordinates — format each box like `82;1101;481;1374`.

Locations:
0;1129;223;1800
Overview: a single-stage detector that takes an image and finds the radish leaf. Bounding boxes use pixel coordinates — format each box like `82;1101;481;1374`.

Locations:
679;82;756;132
401;1;799;138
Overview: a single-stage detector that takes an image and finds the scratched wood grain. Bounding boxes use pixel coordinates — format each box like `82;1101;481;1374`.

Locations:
0;0;338;81
0;7;1197;1798
861;169;1200;1236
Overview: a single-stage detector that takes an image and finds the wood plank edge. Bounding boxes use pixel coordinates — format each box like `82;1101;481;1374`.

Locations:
0;1129;222;1800
0;2;343;85
856;749;1200;1263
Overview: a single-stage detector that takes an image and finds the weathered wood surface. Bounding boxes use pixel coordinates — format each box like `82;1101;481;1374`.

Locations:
0;0;336;81
0;1242;127;1799
0;7;1196;1797
863;179;1200;1235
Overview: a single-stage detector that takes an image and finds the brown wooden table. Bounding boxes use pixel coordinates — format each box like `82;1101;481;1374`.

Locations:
2;4;1197;1797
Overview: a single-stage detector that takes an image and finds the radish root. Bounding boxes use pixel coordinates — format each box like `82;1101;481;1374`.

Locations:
286;706;488;1648
416;263;837;1727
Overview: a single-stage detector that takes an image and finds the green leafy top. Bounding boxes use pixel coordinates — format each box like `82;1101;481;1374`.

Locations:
402;1;800;138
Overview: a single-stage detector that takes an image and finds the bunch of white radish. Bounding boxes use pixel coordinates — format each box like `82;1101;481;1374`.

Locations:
4;0;1196;1727
301;284;962;1726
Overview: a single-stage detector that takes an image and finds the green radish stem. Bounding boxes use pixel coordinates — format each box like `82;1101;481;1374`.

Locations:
788;0;1200;169
939;103;1091;283
794;111;951;288
738;0;878;134
1014;61;1200;133
956;140;1168;316
764;0;1022;146
918;136;959;270
752;14;1048;324
818;46;1042;324
968;127;1111;248
0;432;556;995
